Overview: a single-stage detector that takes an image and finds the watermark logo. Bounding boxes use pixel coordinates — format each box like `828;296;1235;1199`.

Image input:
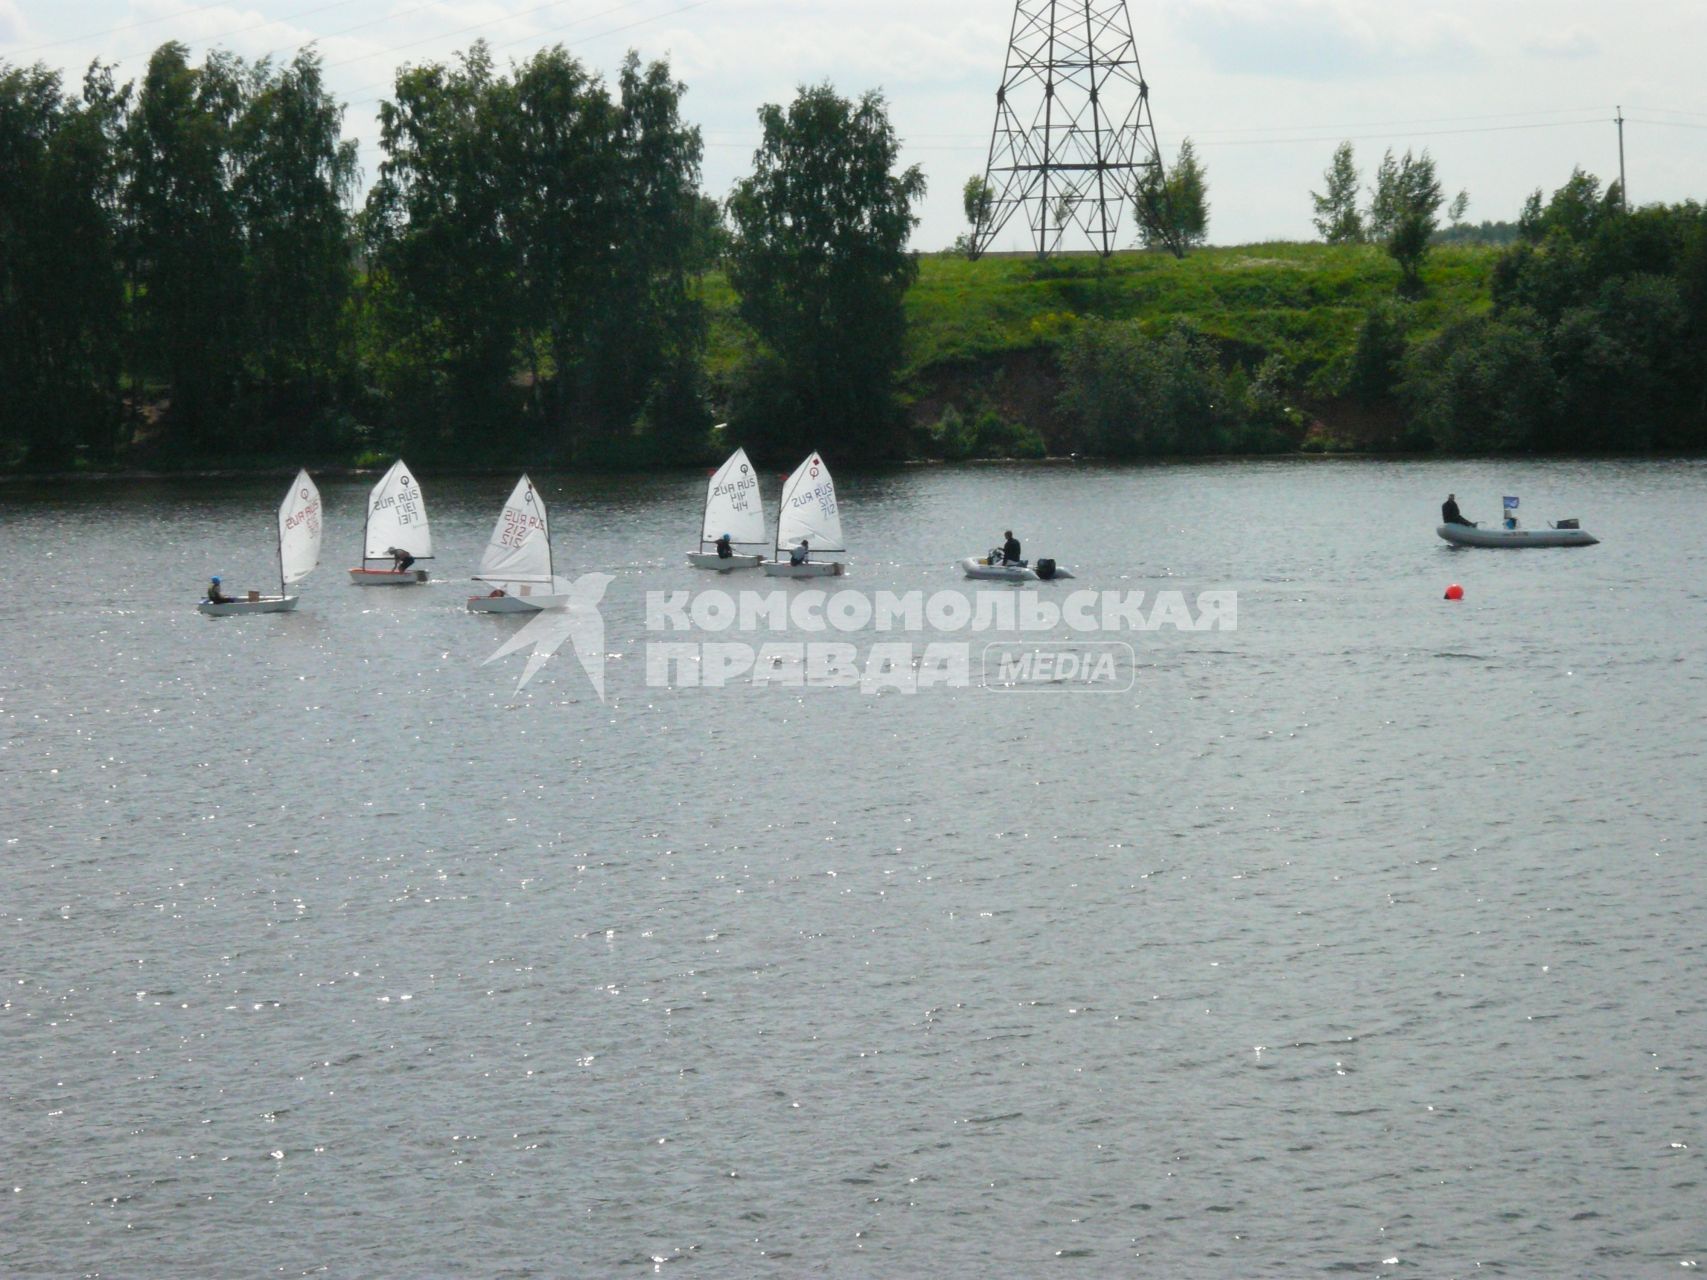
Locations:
482;573;613;697
482;583;1234;698
982;641;1136;692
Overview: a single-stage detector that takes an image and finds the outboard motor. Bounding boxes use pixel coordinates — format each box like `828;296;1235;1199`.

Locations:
1035;558;1057;580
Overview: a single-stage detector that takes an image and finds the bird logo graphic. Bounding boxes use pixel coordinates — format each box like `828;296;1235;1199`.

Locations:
482;573;615;698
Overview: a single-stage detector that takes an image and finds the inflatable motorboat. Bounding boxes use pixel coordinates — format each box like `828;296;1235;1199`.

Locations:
959;551;1074;581
1437;523;1598;548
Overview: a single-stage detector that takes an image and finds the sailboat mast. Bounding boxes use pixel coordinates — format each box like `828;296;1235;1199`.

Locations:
543;483;554;584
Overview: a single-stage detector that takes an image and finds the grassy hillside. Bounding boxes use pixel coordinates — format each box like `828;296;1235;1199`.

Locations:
902;241;1495;382
704;241;1499;435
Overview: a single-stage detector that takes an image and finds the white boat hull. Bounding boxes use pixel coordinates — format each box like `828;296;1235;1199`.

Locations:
960;556;1037;582
688;552;765;572
349;567;430;585
467;592;558;614
762;560;846;578
1437;524;1599;548
198;595;299;616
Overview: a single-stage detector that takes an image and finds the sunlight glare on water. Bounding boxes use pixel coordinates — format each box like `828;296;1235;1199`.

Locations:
1;457;1704;1275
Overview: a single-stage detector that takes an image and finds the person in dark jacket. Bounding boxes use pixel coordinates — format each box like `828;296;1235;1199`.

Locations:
715;533;733;559
207;575;232;605
1001;531;1022;565
1441;495;1476;527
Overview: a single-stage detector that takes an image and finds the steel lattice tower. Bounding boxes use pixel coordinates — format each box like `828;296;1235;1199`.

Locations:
971;0;1166;258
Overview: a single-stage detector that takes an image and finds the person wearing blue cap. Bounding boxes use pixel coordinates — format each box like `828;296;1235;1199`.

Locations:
714;532;733;559
207;575;232;605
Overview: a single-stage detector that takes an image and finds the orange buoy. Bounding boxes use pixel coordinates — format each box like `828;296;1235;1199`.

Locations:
1444;583;1464;601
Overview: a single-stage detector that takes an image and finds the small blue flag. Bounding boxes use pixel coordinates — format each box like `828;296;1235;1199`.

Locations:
1503;495;1520;510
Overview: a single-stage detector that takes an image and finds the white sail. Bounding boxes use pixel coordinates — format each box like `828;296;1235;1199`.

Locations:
775;453;845;554
278;470;323;587
476;474;552;590
701;448;767;549
363;459;432;564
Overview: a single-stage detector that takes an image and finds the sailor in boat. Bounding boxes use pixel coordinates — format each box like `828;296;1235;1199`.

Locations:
790;539;810;566
1000;530;1022;566
207;575;232;605
715;532;733;560
387;545;416;573
1441;494;1477;527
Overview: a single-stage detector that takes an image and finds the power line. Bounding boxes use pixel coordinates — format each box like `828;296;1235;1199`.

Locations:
699;116;1618;155
1177;118;1611;150
708;106;1621;151
1625;116;1707;131
1180;106;1616;138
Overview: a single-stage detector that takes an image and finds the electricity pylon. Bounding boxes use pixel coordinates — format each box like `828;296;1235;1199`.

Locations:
970;0;1166;258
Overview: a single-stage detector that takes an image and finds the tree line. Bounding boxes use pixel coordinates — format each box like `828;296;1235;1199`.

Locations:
1;44;924;470
7;46;1706;470
1052;168;1707;456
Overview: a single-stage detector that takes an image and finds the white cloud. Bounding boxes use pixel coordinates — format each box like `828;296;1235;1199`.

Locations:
9;0;1707;249
0;0;27;44
1168;0;1481;79
1526;27;1599;60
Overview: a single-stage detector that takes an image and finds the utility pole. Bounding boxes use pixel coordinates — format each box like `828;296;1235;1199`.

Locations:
969;0;1168;258
1616;106;1627;210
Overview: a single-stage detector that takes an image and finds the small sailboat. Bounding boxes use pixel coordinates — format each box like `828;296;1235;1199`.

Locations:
762;453;847;578
468;475;559;613
687;446;767;571
349;459;432;584
199;470;323;615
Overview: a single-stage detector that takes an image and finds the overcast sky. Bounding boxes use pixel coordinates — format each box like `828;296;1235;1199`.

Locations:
6;0;1706;251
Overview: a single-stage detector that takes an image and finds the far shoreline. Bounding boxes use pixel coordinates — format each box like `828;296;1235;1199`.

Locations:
5;450;1701;485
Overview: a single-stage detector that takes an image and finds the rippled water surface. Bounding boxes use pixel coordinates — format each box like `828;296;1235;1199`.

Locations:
3;458;1704;1277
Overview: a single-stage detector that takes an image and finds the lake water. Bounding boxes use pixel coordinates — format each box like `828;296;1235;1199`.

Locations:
2;458;1704;1277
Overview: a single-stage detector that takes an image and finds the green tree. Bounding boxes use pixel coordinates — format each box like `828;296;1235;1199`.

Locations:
366;45;708;458
726;83;926;458
365;44;525;453
1400;309;1557;450
1311;141;1363;244
587;52;709;450
962;173;994;255
500;46;622;443
1135;138;1208;257
0;60;130;465
1346;300;1409;405
1367;150;1401;240
230;49;359;447
1368;148;1444;296
1057;320;1244;455
124;43;248;452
